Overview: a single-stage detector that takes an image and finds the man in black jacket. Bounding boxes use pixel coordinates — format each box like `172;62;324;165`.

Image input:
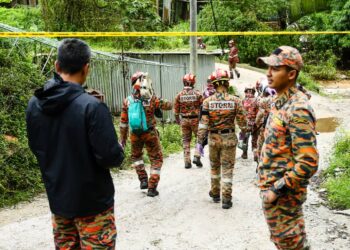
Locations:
26;39;124;249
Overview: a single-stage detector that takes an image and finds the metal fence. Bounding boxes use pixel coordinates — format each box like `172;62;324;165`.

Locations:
0;23;217;120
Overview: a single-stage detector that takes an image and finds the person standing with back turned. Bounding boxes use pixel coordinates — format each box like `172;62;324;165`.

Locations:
174;73;203;169
26;39;124;249
196;68;247;209
257;46;318;250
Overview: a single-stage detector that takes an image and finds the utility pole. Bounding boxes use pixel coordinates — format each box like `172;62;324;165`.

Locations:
190;0;197;75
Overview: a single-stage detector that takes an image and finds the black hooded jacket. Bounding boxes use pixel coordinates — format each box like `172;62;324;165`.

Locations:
26;73;124;218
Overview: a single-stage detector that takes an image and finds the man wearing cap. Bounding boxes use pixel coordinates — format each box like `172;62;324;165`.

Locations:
196;68;246;209
257;46;319;249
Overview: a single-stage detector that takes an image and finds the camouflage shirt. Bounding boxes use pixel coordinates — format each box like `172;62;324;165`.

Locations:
197;92;246;144
242;97;259;126
229;46;239;63
174;87;203;118
120;95;172;141
258;86;318;194
255;95;273;128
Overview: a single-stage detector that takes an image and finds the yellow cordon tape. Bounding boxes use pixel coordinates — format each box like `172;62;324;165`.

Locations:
0;31;350;38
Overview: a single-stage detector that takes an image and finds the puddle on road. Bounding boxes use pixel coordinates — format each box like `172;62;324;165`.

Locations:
316;117;341;133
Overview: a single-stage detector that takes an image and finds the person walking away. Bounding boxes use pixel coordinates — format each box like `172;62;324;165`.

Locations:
197;37;207;50
196;68;247;209
228;39;240;79
257;46;318;249
239;85;259;160
174;73;203;168
26;38;124;249
119;71;172;197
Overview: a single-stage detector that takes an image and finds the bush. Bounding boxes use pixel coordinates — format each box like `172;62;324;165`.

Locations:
298;72;320;93
197;1;297;65
0;42;44;208
323;131;350;209
116;122;183;170
302;50;338;80
0;6;43;31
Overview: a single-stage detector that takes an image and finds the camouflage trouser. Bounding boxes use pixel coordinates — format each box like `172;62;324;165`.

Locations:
208;132;237;201
239;129;258;152
130;129;163;189
52;206;116;250
262;192;309;250
255;127;265;162
181;117;200;163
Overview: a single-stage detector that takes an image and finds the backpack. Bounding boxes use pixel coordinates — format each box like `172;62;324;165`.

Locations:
127;96;148;134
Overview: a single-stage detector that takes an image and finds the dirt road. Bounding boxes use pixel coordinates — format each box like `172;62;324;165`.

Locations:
0;66;349;250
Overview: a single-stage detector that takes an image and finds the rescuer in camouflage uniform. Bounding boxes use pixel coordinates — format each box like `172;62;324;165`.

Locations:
120;72;172;197
239;85;259;160
257;46;319;249
228;39;240;79
254;86;275;164
174;73;203;168
196;68;247;209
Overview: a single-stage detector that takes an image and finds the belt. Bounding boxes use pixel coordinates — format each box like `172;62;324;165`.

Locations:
181;115;198;119
210;129;235;134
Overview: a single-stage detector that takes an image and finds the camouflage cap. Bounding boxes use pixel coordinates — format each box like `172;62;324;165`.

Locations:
257;46;303;71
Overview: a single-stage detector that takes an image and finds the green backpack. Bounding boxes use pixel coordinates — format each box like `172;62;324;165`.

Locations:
127;96;148;134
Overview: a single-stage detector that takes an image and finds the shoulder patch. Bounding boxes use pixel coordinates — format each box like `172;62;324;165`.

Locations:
272;116;284;126
292;117;309;124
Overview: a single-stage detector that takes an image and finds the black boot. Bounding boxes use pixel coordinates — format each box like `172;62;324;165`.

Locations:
241;151;248;159
185;162;192;169
192;156;203;167
222;200;233;209
140;179;148;190
235;70;240;78
209;191;220;203
147;188;159;197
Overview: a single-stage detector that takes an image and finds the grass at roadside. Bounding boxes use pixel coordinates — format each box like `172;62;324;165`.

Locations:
322;130;350;209
116;122;183;170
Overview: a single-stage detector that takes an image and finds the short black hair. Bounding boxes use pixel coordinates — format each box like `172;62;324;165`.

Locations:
57;39;91;74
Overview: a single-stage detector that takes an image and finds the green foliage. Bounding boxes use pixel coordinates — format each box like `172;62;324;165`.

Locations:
116;123;183;170
291;1;350;68
324;131;350;177
289;0;329;21
40;0;163;50
323;131;350;209
0;6;43;30
325;176;350;209
0;42;44;208
298;72;320;93
158;124;183;157
198;1;295;65
303;50;337;80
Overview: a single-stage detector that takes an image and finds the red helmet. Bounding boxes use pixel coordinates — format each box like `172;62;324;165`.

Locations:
209;69;230;86
131;71;145;85
244;84;256;93
183;73;196;86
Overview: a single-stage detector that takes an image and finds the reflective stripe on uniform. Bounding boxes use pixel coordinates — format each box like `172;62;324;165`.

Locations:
211;174;220;179
132;160;144;167
150;168;161;175
199;123;208;129
222;178;233;184
120;122;128;128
